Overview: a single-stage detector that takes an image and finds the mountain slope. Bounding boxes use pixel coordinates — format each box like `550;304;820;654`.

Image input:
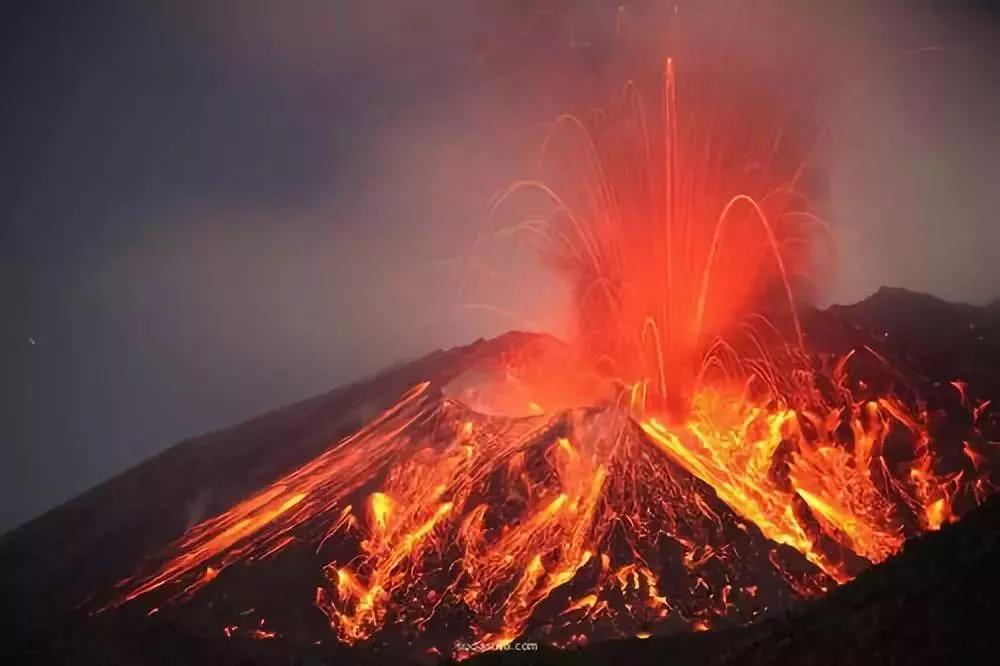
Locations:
468;491;1000;666
2;289;998;665
0;332;557;651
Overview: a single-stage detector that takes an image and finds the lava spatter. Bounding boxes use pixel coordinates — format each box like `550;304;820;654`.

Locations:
102;61;997;659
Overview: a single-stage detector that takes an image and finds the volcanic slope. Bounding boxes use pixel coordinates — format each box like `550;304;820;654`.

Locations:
468;491;1000;666
2;288;999;665
6;374;832;664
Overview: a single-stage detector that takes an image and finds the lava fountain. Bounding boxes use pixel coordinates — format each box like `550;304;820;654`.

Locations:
493;58;816;415
100;62;997;658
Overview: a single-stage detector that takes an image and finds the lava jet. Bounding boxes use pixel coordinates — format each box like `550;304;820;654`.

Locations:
3;40;999;666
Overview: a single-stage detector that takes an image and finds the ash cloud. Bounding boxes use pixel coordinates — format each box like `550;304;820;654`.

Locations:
2;1;998;531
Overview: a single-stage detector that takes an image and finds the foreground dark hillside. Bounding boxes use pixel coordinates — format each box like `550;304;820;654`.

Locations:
469;492;1000;666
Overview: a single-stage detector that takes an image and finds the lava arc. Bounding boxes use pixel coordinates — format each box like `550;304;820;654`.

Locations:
101;62;998;659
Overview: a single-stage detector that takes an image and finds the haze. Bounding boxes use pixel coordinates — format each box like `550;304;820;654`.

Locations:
3;1;998;533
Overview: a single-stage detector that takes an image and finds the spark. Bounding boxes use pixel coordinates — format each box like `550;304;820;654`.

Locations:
100;61;996;659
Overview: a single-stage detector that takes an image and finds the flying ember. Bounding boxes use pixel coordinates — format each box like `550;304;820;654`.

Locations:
101;61;997;659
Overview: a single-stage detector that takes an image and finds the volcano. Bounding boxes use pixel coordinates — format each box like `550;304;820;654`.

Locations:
2;288;998;665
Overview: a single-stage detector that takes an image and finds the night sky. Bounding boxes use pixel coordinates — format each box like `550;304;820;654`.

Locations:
3;1;998;533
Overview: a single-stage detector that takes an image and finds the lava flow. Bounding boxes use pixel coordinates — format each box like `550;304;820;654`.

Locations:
102;62;998;658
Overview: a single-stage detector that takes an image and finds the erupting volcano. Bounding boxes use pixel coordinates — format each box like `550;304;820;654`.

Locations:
79;62;999;662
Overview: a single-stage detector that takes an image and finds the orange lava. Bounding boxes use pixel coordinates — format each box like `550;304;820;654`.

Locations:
104;62;997;658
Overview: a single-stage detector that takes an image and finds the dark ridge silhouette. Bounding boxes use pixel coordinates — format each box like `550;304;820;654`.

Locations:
826;287;1000;392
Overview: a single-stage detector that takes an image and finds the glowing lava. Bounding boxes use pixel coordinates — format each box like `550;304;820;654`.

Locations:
102;62;997;658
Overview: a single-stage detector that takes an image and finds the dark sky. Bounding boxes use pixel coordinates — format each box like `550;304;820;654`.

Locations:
2;1;998;533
